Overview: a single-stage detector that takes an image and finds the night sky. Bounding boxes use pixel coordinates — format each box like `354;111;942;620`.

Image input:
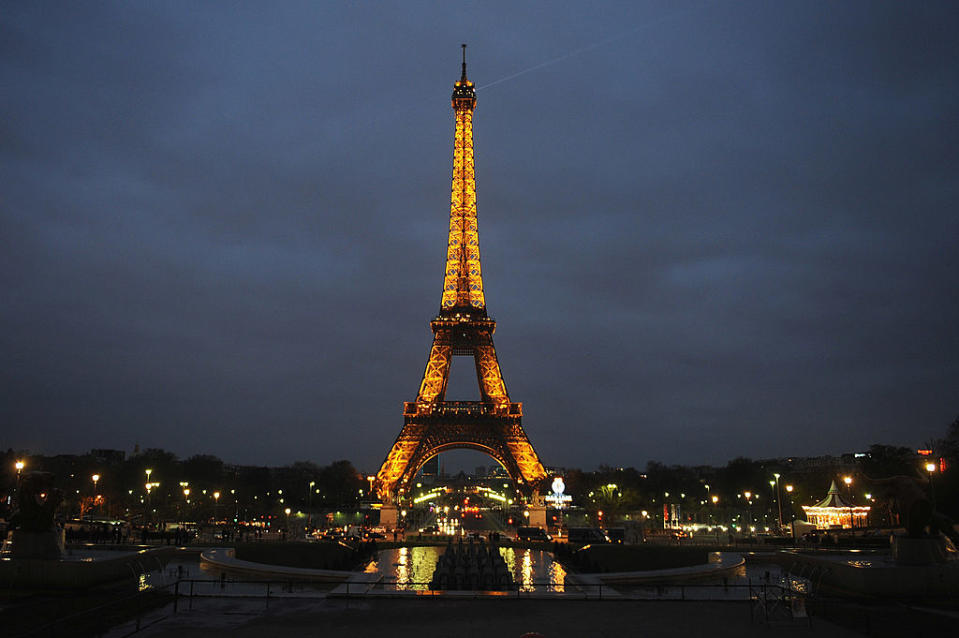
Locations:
3;1;958;472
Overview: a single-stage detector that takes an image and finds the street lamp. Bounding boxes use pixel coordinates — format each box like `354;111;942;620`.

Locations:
92;474;101;515
784;485;794;523
925;462;937;509
11;460;26;509
773;473;783;532
842;476;854;528
743;491;752;533
213;491;221;522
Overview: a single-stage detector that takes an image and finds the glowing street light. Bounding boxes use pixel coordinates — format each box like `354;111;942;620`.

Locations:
91;473;101;513
11;460;26;507
925;462;938;509
772;473;783;532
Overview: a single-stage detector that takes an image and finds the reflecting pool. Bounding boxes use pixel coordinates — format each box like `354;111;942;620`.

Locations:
364;546;567;592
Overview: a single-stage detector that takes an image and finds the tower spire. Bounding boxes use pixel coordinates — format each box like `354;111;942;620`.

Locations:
444;44;482;313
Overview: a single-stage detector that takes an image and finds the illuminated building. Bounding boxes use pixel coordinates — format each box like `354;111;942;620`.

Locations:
375;46;547;504
801;480;870;529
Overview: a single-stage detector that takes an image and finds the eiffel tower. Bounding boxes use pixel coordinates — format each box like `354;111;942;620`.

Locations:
375;46;547;506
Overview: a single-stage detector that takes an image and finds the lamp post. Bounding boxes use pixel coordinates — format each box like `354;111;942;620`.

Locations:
843;476;853;529
785;485;794;524
743;491;752;534
924;462;937;510
92;474;101;516
13;460;25;509
213;491;221;523
773;473;783;533
308;481;316;532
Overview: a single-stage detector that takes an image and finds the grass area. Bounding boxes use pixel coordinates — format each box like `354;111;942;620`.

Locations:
560;544;709;573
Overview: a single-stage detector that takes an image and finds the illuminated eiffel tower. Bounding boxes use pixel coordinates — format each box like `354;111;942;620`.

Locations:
376;46;547;507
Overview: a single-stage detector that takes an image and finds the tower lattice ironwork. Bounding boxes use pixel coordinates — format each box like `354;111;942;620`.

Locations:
376;46;547;503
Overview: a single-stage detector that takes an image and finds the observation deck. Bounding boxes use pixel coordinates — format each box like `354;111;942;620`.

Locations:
403;401;522;418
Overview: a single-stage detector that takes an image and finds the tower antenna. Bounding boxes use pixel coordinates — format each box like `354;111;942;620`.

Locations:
461;43;468;81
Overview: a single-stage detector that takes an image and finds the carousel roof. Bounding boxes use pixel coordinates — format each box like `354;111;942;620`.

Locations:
810;480;849;508
802;479;870;513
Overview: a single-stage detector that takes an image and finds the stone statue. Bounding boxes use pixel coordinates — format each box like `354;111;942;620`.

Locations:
865;475;931;537
8;471;64;559
864;474;956;540
864;474;957;565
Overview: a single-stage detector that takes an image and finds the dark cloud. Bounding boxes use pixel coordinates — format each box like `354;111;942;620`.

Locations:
2;1;957;471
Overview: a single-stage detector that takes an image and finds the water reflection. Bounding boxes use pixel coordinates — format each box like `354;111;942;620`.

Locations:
364;545;443;590
548;561;567;593
397;546;408;586
366;546;566;592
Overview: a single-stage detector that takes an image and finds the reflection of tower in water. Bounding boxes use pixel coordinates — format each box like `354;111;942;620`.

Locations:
365;546;566;592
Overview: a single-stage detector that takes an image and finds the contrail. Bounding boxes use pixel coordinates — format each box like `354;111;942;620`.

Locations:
476;2;712;92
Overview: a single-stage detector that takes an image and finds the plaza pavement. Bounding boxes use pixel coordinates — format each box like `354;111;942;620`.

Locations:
114;597;861;638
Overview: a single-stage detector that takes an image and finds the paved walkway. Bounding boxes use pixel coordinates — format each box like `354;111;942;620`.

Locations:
115;597;859;638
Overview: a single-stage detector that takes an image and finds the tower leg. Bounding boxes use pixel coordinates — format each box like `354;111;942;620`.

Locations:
379;505;398;531
528;505;547;530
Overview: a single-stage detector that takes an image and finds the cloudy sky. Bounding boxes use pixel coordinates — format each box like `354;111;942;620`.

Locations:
2;1;957;472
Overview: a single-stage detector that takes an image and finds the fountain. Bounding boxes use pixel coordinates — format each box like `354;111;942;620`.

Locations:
1;471;171;589
5;471;64;559
429;538;514;591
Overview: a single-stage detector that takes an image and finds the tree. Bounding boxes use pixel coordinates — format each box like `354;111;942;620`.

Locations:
183;455;225;489
859;444;917;479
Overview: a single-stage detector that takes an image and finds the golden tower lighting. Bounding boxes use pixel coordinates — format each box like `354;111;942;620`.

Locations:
375;45;547;504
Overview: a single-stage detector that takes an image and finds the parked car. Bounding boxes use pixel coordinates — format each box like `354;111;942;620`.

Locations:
516;526;552;542
566;527;609;544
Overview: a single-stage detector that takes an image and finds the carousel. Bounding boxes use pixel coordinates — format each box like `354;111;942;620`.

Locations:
802;480;870;529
